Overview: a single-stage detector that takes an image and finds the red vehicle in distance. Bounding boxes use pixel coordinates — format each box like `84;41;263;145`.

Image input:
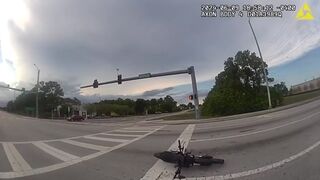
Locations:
67;115;85;122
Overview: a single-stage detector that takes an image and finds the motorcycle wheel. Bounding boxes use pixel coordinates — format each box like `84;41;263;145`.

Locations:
195;155;224;166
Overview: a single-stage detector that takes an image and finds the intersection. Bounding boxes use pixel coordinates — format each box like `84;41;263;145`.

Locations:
1;98;320;180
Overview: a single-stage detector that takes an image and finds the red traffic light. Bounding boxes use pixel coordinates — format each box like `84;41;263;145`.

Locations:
188;95;193;100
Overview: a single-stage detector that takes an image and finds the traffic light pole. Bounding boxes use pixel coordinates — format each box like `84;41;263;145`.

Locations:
189;66;200;119
81;66;201;119
0;84;25;92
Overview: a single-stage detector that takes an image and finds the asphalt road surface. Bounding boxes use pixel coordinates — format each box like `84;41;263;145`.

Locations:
1;99;320;180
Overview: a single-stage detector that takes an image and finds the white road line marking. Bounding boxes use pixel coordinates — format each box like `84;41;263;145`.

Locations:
186;138;320;180
33;142;79;162
141;124;195;180
61;139;109;151
84;136;128;143
2;143;32;172
192;111;320;142
0;125;159;144
100;133;141;137
124;126;162;130
113;129;151;133
0;126;164;179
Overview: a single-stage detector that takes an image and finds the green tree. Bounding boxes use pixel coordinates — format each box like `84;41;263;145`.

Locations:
148;98;158;114
273;82;288;96
178;103;188;110
202;50;282;116
160;95;178;112
187;102;194;109
6;81;65;118
135;99;147;114
84;96;179;116
38;81;64;116
6;101;15;112
271;82;288;106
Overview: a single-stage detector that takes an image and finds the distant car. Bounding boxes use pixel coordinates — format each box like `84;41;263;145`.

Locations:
67;115;84;122
87;115;93;119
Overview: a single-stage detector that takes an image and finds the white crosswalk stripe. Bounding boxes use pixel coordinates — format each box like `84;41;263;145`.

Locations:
0;125;164;179
123;126;162;130
33;142;79;162
2;143;32;172
113;129;151;133
84;136;128;143
100;133;141;137
61;139;109;151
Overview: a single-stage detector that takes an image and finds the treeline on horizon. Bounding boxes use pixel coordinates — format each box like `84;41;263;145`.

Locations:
5;81;186;118
5;81;82;118
84;95;184;116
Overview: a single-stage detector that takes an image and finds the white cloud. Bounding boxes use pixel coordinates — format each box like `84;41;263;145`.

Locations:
261;0;320;66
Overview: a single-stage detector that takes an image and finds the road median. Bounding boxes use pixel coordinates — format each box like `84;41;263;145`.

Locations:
147;96;320;125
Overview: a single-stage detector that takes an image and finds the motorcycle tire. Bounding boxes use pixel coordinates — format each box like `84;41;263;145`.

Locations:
195;155;224;166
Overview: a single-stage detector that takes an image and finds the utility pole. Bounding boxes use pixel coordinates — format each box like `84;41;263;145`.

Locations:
248;18;272;109
34;64;40;118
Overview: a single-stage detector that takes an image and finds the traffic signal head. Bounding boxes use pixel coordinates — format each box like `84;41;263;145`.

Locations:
118;74;122;84
188;95;193;100
93;79;99;88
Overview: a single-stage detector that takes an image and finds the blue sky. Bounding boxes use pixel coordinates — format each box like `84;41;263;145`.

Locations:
0;0;319;106
270;46;320;87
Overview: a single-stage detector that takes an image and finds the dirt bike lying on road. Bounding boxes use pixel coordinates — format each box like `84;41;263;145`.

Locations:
154;140;224;179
